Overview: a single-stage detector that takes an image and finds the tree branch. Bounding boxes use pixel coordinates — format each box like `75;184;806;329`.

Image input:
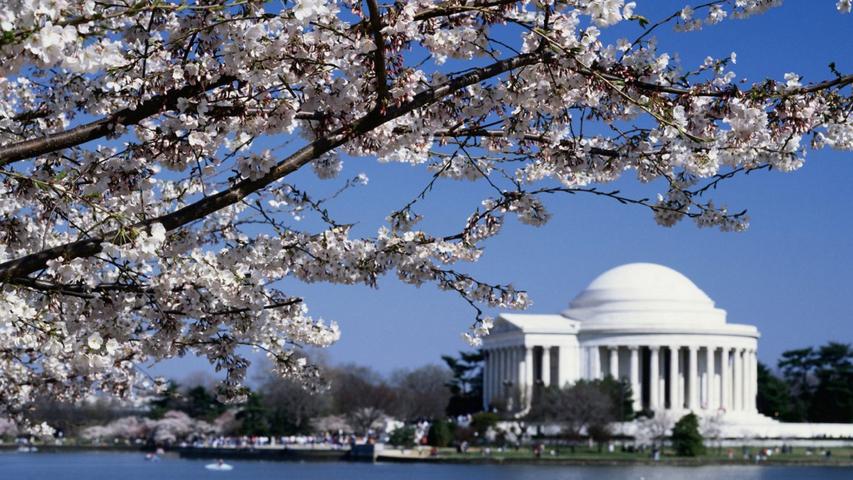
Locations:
0;52;546;282
433;127;620;157
413;0;519;22
365;0;388;112
0;75;237;167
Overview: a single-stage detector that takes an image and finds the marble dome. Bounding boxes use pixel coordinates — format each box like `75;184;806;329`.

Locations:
562;263;726;327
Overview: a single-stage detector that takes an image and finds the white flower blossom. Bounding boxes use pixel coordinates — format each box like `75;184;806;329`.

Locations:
0;0;847;424
585;0;625;27
87;333;104;351
293;0;333;21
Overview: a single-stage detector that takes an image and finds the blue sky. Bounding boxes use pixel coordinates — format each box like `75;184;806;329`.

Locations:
152;2;852;382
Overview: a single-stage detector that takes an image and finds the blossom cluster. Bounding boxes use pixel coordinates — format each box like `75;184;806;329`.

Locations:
0;0;850;421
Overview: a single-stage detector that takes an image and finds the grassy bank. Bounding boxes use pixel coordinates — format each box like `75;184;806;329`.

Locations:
377;446;853;467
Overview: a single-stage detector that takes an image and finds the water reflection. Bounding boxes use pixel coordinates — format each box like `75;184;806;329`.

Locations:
0;452;846;480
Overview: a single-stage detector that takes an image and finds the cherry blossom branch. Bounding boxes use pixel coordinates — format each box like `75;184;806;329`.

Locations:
621;1;726;58
413;0;520;21
0;75;237;167
1;0;850;417
365;0;389;112
0;52;546;282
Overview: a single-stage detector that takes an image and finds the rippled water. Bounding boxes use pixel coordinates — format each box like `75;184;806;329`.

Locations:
0;451;849;480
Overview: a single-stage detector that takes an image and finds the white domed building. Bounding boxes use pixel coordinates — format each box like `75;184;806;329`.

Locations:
482;263;853;439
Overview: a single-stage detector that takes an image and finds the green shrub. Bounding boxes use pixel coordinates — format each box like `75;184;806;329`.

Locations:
471;412;499;436
388;426;416;448
427;419;453;447
671;413;705;457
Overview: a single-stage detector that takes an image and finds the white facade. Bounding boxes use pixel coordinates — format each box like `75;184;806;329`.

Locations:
482;263;853;439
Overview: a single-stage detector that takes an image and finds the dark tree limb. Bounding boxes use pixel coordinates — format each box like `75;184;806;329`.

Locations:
365;0;389;112
0;75;237;167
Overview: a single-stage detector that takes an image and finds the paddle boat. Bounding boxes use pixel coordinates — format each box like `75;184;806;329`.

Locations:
205;459;234;471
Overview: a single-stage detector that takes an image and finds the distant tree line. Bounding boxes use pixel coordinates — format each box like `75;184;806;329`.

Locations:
145;361;456;437
22;353;480;439
757;342;853;423
18;341;852;442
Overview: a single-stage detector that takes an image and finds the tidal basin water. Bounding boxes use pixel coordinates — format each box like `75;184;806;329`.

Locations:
1;452;850;480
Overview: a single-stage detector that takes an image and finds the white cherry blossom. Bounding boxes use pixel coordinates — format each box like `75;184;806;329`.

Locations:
0;0;849;424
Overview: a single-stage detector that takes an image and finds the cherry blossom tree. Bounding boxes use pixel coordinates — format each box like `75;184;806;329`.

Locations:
0;0;851;426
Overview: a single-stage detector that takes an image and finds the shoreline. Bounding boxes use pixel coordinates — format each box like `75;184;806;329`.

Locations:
375;452;853;467
3;444;852;467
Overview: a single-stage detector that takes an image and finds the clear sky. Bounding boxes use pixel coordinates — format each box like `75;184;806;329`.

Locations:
152;2;853;383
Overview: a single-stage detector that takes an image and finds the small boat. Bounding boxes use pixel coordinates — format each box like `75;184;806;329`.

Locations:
17;445;37;453
205;459;233;471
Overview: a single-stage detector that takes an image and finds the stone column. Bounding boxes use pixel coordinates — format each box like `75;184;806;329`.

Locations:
742;349;750;412
506;347;514;400
506;347;513;399
494;349;502;402
649;346;660;410
746;349;758;412
504;347;518;409
491;349;500;404
744;348;751;412
542;346;551;387
753;349;759;412
592;346;604;380
504;347;511;385
524;347;534;408
494;349;500;400
732;348;742;411
743;348;750;412
516;347;524;392
609;346;619;379
559;345;572;387
498;348;506;397
484;350;492;408
509;347;518;395
720;347;729;411
705;346;715;410
495;349;502;406
629;346;641;411
591;346;601;380
557;345;569;387
669;346;680;409
688;346;698;411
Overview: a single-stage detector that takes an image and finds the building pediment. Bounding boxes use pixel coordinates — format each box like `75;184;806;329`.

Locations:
495;313;580;334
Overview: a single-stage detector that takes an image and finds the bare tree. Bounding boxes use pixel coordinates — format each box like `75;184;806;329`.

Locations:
389;364;453;421
529;382;614;440
256;367;331;435
329;364;397;435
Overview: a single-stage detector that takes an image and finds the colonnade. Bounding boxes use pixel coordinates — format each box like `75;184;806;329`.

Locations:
483;345;572;410
585;344;758;413
484;344;758;414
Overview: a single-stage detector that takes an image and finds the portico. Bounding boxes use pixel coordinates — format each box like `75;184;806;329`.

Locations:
482;314;580;412
571;343;758;414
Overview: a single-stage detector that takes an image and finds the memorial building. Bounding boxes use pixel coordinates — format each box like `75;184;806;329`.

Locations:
482;263;853;439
